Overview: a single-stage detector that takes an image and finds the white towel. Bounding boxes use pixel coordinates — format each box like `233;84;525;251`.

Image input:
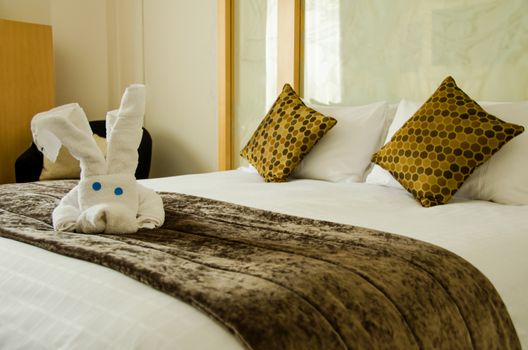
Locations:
137;184;165;229
52;179;165;234
35;84;165;234
32;103;107;177
106;84;146;175
52;187;80;232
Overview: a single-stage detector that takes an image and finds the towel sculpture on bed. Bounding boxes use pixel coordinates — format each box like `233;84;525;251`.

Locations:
30;84;164;234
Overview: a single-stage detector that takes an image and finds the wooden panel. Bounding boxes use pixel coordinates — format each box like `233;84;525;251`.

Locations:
218;0;302;168
277;0;301;93
217;0;233;170
0;19;54;183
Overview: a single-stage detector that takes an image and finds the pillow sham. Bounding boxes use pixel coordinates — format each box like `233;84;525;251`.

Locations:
366;100;419;189
293;101;389;182
456;101;528;204
371;76;524;207
40;134;107;180
240;84;337;182
367;99;528;205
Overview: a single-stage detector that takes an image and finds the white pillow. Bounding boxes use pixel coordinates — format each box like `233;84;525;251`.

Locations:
365;100;419;189
456;101;528;204
366;99;528;205
293;101;389;182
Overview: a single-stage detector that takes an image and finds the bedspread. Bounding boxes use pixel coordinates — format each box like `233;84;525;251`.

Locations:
0;181;521;349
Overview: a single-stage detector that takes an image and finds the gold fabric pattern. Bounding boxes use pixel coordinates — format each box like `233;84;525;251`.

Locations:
240;84;337;182
372;76;524;207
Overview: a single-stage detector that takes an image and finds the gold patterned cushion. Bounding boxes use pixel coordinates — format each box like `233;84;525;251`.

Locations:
240;84;337;182
40;134;107;180
372;76;524;207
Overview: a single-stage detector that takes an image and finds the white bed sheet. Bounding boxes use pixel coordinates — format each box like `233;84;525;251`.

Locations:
1;170;527;349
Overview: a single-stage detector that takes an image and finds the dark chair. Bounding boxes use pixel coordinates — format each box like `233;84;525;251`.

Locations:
15;120;152;182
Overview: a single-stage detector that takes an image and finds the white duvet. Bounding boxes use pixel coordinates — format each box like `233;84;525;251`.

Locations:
1;170;527;349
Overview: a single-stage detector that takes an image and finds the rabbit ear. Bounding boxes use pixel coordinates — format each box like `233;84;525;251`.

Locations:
106;109;119;137
31;103;107;177
106;84;146;175
31;103;90;162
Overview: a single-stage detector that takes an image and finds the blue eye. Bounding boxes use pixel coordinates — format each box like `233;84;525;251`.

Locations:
114;187;123;196
92;182;102;191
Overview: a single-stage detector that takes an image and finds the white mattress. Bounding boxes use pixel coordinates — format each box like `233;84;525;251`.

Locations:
1;170;527;349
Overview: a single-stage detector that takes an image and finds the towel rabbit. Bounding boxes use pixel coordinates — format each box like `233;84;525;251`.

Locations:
31;84;165;234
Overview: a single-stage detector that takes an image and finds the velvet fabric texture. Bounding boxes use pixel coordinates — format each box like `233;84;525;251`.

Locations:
0;181;521;350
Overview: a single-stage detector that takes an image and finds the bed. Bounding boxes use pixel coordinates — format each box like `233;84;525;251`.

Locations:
0;168;526;349
2;77;528;348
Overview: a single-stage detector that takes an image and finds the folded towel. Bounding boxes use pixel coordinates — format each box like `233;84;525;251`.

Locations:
52;178;164;234
76;203;138;234
36;84;165;234
32;103;107;177
106;84;146;175
52;187;80;232
137;183;165;229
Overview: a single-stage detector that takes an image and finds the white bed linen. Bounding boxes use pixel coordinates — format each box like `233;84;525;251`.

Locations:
1;170;527;349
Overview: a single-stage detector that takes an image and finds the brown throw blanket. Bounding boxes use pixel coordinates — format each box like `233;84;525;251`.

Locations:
0;181;520;349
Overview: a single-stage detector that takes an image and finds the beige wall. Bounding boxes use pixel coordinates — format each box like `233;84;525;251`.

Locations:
1;0;115;119
0;0;50;25
50;0;113;120
106;0;144;108
143;0;218;176
0;0;218;177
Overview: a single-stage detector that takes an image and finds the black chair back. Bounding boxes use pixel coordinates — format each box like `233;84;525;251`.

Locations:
15;120;152;182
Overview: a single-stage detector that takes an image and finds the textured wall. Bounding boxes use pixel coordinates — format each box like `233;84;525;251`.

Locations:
303;0;528;105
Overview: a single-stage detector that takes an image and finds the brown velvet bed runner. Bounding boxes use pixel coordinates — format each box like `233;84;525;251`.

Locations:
0;181;520;350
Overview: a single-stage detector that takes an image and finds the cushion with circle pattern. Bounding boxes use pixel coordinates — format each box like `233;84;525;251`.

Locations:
371;76;524;207
240;84;337;182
